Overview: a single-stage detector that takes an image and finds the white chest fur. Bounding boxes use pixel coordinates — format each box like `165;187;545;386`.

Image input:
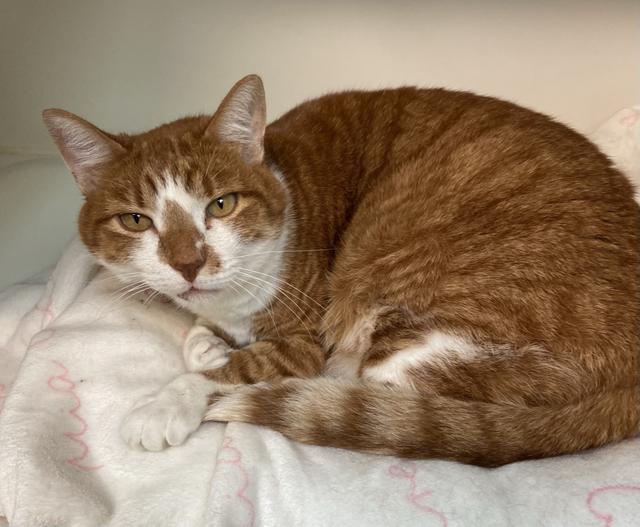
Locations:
188;288;266;346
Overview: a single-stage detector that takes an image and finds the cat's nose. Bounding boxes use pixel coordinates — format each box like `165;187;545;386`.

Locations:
172;256;205;283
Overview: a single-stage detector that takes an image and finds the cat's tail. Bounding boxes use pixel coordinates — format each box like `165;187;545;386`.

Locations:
204;378;640;466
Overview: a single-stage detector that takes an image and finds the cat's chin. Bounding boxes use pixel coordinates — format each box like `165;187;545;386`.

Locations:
176;287;221;302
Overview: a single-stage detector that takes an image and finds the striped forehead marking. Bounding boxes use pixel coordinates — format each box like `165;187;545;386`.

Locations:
154;170;209;233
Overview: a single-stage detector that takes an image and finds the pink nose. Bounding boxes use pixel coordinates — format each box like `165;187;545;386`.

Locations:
172;257;205;283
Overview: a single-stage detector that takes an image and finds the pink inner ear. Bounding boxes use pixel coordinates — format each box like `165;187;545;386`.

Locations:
43;109;126;194
205;75;266;165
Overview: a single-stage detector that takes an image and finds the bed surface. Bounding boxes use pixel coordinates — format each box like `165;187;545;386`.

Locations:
0;108;638;526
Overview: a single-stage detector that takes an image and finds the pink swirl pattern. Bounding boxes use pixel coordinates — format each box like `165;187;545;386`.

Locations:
586;484;640;527
34;296;55;329
47;360;103;472
388;462;448;526
217;436;255;527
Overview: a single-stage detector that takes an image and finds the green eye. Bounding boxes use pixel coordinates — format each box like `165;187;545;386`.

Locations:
206;193;238;218
119;213;153;232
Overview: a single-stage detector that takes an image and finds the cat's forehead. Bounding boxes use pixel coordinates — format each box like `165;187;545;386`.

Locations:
131;131;220;175
123;116;237;181
101;139;244;210
153;169;210;230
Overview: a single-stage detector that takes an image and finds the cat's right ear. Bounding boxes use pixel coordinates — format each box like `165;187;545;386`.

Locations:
42;109;126;195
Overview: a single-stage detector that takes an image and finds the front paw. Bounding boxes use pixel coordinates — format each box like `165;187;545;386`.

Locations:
183;325;234;372
121;373;215;451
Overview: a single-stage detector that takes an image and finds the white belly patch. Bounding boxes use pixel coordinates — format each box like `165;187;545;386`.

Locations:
362;330;478;385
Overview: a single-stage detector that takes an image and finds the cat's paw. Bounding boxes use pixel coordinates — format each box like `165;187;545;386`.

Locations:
183;325;233;372
121;373;215;451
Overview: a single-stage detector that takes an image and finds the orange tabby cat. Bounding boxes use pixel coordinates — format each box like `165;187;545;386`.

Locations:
43;75;639;466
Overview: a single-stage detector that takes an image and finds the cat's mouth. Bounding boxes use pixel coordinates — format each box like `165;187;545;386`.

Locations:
177;287;220;300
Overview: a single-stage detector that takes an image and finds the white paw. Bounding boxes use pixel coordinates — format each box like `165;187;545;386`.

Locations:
121;373;216;451
183;325;233;372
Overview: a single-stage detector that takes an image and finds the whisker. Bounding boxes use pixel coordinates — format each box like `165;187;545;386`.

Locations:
92;271;147;286
236;267;326;311
227;248;334;260
203;150;216;180
236;269;323;321
229;279;281;339
97;282;149;317
234;275;312;340
142;290;161;307
107;282;149;303
93;270;145;280
108;281;147;292
108;280;148;297
204;152;230;181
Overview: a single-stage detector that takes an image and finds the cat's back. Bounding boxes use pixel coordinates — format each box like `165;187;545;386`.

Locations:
267;85;637;237
267;86;629;194
270;86;638;352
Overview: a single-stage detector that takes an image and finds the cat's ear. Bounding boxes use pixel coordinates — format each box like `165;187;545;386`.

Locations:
42;109;126;195
205;74;266;165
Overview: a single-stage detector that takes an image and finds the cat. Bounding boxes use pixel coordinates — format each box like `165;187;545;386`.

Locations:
43;75;640;466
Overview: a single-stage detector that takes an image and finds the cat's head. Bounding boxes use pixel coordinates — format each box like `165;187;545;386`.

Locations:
43;75;289;308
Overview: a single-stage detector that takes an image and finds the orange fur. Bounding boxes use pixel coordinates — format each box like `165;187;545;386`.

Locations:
45;75;640;465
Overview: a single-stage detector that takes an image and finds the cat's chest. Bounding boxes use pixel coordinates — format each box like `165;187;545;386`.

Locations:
190;298;257;347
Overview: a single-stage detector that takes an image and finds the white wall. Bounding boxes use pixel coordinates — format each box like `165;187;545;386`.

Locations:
0;0;638;287
1;0;639;156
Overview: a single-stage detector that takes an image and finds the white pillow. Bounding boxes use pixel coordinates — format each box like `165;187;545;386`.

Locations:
590;106;640;198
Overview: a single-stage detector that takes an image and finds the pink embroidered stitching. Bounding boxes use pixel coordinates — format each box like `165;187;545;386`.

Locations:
388;463;448;526
30;328;56;347
619;111;639;127
47;360;103;472
217;436;255;527
35;296;55;329
586;484;640;527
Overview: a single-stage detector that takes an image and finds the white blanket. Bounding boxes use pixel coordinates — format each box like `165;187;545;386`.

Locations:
1;109;640;527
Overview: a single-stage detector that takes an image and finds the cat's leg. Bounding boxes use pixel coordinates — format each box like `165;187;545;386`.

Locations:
183;315;326;382
122;333;325;450
325;305;440;385
182;319;234;372
329;306;592;406
324;306;418;380
120;374;238;451
201;333;325;384
359;330;589;406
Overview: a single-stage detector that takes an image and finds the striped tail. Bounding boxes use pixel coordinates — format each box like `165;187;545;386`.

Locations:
204;378;640;467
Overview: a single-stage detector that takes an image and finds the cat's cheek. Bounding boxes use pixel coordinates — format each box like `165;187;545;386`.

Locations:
203;221;245;272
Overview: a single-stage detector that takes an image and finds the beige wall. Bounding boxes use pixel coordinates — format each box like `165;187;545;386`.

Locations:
0;0;638;287
1;0;639;156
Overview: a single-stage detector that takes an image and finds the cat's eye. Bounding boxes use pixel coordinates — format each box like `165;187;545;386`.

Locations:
206;193;238;218
119;213;153;232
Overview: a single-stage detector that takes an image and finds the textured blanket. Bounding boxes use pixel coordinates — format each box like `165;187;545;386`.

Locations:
1;108;639;527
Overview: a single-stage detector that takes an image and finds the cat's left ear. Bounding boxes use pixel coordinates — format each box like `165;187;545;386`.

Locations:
206;74;266;165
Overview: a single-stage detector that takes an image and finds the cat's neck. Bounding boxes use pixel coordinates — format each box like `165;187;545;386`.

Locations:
263;90;408;254
265;101;365;259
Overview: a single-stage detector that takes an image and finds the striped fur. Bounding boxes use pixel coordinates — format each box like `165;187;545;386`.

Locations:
205;380;640;467
44;75;640;465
